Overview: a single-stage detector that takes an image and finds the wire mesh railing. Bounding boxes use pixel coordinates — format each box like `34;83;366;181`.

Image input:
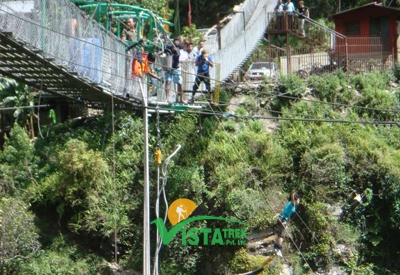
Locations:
1;0;394;106
0;0;128;98
205;0;277;82
143;60;221;104
254;42;393;79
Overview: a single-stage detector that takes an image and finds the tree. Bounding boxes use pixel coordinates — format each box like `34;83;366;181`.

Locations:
0;123;36;194
0;197;40;275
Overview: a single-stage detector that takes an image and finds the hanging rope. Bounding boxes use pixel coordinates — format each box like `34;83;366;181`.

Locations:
200;95;317;274
153;144;182;275
153;105;162;275
155;105;162;165
111;94;118;263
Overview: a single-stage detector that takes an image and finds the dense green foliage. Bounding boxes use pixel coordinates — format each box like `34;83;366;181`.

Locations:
1;67;400;274
2;1;400;274
111;0;400;31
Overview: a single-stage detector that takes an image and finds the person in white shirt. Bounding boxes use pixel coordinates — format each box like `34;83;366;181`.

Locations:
284;0;295;30
275;0;285;30
192;41;204;56
186;42;196;60
276;0;284;12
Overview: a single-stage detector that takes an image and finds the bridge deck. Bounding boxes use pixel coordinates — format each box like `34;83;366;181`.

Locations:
0;32;126;105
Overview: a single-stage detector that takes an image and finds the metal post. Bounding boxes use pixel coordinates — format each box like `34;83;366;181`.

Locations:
287;33;290;75
176;0;181;35
217;13;222;50
41;0;46;52
236;11;245;31
345;38;349;74
141;77;151;275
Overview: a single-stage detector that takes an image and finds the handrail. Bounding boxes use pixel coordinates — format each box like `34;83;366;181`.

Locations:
298;12;346;39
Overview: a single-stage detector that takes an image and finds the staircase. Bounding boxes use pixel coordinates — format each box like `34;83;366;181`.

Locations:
267;12;346;49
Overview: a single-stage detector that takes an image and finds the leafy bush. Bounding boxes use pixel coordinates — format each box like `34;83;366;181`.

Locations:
349;71;388;91
15;235;112;275
229;248;280;274
300;143;347;186
0;197;40;274
281;74;306;96
0;123;36;194
227;188;272;229
310;74;340;102
355;87;398;120
390;61;400;82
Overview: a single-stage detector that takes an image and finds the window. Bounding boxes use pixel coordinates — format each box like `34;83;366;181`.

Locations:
250;63;272;70
344;21;360;36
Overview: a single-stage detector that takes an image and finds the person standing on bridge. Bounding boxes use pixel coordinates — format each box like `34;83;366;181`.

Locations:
192;40;204;56
186;42;196;60
284;0;295;30
275;0;285;31
121;18;137;42
164;39;186;104
273;190;300;257
297;1;309;37
192;49;214;105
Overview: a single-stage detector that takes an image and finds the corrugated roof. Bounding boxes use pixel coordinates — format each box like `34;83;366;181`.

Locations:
331;2;400;18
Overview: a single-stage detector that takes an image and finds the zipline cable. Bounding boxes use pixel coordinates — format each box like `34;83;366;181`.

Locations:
194;97;317;274
144;105;400;126
3;5;400;124
4;8;399;116
111;93;118;263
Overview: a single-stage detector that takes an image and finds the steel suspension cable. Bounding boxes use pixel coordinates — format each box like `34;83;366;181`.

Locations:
197;97;317;274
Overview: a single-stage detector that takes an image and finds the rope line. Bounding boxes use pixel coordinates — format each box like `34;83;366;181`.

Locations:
143;106;400;126
195;93;317;274
2;7;399;117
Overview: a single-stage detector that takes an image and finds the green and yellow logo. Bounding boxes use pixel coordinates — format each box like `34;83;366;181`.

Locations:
151;198;248;246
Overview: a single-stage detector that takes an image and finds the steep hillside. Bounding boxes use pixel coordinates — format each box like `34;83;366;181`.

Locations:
1;68;400;274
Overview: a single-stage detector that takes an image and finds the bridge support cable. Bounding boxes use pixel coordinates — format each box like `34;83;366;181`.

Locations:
205;0;277;82
0;0;130;102
196;95;317;274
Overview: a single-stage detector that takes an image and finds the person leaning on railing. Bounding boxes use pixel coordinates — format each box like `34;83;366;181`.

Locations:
121;18;137;42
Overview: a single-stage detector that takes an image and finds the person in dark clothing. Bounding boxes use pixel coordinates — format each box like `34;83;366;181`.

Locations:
164;39;186;104
192;49;214;104
121;18;137;41
298;1;310;37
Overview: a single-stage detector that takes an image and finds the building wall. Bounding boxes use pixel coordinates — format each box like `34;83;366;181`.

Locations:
334;7;397;39
333;6;398;57
397;21;400;61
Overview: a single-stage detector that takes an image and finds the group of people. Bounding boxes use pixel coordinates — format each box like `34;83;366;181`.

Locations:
275;0;309;37
162;38;214;104
122;18;214;104
121;16;304;260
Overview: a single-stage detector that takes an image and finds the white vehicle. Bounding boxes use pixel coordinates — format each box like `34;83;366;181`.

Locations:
245;62;278;81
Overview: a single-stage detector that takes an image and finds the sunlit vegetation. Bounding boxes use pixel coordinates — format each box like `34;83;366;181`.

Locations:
2;64;400;274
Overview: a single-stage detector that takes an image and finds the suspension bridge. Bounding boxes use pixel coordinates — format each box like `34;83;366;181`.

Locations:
0;0;347;108
0;0;276;107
